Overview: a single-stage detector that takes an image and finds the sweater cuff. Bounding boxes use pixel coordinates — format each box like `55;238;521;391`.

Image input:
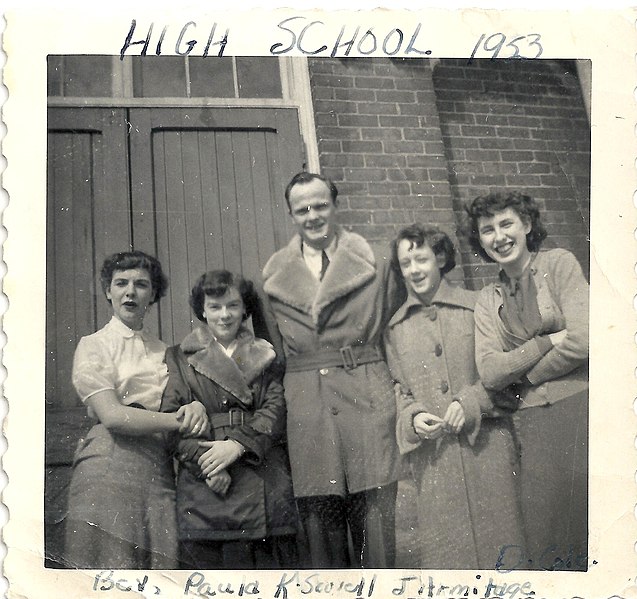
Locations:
535;335;554;355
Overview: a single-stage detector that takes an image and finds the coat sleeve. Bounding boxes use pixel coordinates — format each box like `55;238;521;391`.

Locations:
224;367;287;466
524;250;589;385
379;254;408;331
160;347;211;473
384;329;428;455
474;287;553;391
453;380;494;446
252;278;286;369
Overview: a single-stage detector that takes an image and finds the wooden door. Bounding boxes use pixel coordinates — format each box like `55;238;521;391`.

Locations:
46;108;131;410
128;107;303;345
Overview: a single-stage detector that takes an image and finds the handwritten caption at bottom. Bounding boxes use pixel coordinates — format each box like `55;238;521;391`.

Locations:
92;570;540;599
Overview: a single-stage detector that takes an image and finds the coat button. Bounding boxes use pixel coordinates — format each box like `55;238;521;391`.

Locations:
320;368;329;376
429;310;437;321
440;381;449;394
330;407;339;415
434;344;443;357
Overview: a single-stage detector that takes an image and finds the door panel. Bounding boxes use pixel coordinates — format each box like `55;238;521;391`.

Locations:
128;107;304;345
46;108;131;409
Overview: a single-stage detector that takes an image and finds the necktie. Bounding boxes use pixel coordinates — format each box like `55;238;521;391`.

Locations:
320;250;330;281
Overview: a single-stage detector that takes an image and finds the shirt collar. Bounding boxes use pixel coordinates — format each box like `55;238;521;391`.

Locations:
301;233;338;260
107;315;152;340
210;331;245;357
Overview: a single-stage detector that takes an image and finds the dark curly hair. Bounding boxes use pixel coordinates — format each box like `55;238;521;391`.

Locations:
391;223;457;277
284;171;338;211
190;270;260;323
464;191;547;262
100;251;168;305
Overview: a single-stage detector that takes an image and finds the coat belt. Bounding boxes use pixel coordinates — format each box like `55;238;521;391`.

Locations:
209;409;247;430
285;344;383;372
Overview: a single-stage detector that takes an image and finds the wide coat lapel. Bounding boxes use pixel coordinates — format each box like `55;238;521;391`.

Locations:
180;326;275;408
388;278;475;329
263;228;377;326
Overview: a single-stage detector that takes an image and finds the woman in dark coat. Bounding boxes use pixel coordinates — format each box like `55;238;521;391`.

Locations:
384;224;525;570
161;270;298;569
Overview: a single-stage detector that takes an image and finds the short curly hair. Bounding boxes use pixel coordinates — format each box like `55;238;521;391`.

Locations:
464;191;547;262
391;223;457;277
100;251;168;305
190;270;260;323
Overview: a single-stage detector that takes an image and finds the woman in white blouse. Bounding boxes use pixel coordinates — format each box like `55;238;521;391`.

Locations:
64;251;208;569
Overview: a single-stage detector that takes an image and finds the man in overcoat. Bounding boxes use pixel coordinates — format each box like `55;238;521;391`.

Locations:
260;171;404;568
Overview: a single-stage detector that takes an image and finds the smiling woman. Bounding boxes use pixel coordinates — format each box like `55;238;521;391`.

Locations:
160;269;298;570
466;192;589;570
384;223;524;569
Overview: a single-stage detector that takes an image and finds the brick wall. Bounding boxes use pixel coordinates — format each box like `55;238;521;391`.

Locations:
307;57;460;278
432;59;590;289
307;58;590;290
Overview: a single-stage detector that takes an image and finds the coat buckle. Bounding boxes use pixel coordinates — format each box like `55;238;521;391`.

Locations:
339;345;358;370
228;409;245;426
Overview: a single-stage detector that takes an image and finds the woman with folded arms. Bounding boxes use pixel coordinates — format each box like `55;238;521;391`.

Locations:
466;192;589;570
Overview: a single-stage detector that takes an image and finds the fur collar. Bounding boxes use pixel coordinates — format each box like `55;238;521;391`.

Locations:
180;325;275;407
262;227;377;326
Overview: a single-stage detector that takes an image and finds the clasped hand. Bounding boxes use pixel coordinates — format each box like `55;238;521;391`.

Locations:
205;469;232;496
413;401;465;440
175;401;209;437
198;439;244;478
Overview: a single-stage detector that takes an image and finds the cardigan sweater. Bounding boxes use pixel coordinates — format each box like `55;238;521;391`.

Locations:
474;248;589;408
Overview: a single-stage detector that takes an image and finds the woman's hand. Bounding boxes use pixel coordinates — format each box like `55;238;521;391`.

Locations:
176;401;209;437
198;439;245;478
443;401;465;435
413;412;445;441
548;329;567;346
205;469;232;496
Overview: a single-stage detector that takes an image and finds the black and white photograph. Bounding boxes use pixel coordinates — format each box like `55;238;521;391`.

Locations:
3;6;636;599
43;54;592;572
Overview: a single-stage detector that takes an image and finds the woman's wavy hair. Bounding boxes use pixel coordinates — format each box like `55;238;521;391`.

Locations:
464;191;547;262
100;251;168;305
390;223;457;277
190;270;260;323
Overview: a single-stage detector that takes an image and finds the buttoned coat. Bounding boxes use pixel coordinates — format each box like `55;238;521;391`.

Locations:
261;228;404;497
161;326;297;542
384;280;524;569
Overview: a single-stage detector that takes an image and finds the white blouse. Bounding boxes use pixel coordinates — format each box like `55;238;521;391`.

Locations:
72;316;168;412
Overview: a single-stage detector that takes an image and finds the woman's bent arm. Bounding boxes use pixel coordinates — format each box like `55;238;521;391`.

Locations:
474;289;552;390
87;389;181;434
524;250;589;385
